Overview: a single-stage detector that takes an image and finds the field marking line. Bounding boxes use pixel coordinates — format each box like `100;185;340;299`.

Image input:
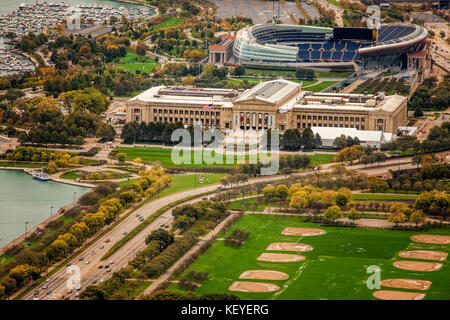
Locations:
270;261;309;300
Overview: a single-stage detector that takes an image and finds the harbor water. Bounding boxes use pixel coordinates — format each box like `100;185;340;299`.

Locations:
0;169;90;248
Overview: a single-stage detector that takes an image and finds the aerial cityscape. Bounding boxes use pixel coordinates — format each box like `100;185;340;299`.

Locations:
0;0;449;310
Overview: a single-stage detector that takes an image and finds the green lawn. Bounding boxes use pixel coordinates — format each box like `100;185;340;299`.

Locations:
158;173;228;198
113;51;159;74
0;254;14;267
115;147;335;169
228;197;266;212
304;81;340;92
60;170;81;180
351;193;418;201
153;17;184;31
171;214;450;300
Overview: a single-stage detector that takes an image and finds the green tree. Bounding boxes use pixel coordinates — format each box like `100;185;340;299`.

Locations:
409;210;426;227
346;208;361;221
323;205;343;223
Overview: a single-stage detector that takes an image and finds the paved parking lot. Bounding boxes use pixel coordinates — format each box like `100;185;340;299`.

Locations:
213;0;317;24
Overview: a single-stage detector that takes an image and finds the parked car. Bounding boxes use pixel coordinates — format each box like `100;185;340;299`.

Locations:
100;245;104;249
42;284;48;290
46;290;52;295
91;279;97;284
105;238;110;243
85;260;90;264
34;290;39;296
109;260;114;265
66;263;71;267
79;257;84;261
91;250;96;255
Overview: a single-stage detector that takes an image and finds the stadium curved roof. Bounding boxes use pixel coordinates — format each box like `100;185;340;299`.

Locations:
233;23;428;64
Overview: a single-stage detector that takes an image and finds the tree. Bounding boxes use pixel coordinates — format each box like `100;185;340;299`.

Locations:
346;208;361;221
60;88;110;114
409;210;426;227
145;229;174;249
388;212;407;226
415;191;435;214
80;286;107;300
301;128;316;149
280;129;302;151
434;193;450;220
335;193;350;207
289;191;309;210
323;205;343;223
232;66;245;76
333;134;347;150
117;152;126;164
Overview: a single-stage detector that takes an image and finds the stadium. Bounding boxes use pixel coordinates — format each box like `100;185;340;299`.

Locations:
232;23;429;71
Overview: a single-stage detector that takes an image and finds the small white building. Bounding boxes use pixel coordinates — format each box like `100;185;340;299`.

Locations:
311;126;393;148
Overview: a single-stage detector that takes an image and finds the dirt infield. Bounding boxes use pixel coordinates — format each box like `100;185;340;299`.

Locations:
228;281;280;293
373;290;426;300
281;227;326;236
380;279;432;290
399;250;448;261
257;253;306;262
266;242;313;252
393;261;443;271
411;234;450;244
239;270;289;280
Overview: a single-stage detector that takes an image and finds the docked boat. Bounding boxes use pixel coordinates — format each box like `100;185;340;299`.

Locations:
32;170;50;181
26;169;50;181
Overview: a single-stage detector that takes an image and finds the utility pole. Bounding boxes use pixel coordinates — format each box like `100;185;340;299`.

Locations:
25;221;29;234
50;206;54;218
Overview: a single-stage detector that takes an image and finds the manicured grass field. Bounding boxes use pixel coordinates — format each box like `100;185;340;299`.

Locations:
115;146;335;169
171;214;450;300
153;17;184;30
304;81;340;92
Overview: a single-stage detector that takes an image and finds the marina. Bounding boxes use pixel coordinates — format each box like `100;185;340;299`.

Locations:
0;0;155;75
0;1;155;38
0;43;35;75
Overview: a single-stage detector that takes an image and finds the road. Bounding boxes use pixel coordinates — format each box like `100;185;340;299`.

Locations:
24;151;449;300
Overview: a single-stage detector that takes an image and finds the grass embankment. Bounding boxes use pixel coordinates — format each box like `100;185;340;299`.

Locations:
169;214;450;300
0;162;45;168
